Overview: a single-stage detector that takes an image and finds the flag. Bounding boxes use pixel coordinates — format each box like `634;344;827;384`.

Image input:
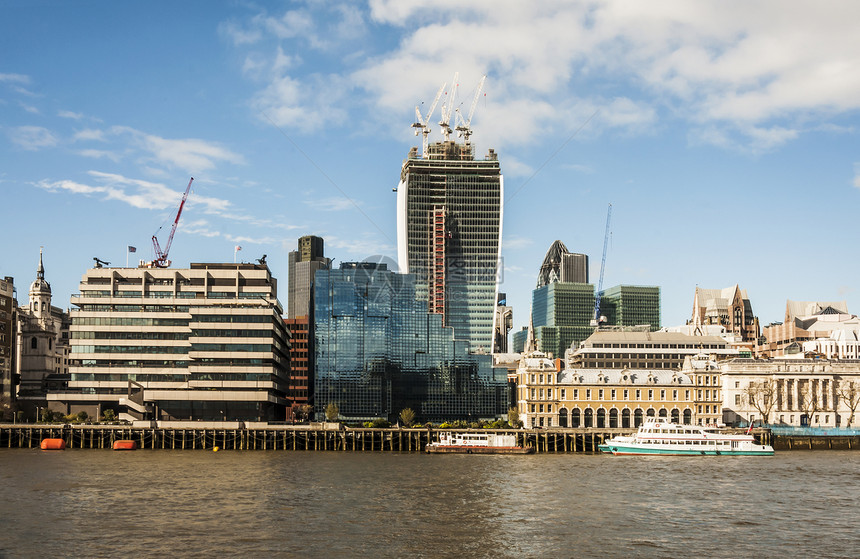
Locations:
235;245;242;251
127;246;136;253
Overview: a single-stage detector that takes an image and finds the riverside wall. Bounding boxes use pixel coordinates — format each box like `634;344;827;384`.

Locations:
0;424;792;452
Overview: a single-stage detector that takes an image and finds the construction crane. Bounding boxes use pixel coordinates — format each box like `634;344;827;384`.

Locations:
591;203;612;327
148;177;193;268
438;72;459;142
455;74;486;143
412;82;446;158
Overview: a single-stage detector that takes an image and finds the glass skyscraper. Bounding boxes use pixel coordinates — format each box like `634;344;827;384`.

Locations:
313;262;507;422
531;282;596;358
599;284;662;331
396;141;503;353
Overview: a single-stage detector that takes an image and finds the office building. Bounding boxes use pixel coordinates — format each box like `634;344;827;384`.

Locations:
0;277;15;412
49;262;290;422
599;284;661;330
759;300;859;358
493;292;513;353
396;140;503;353
284;317;311;411
531;282;596;358
314;262;508;423
288;235;330;319
537;240;588;286
568;331;737;369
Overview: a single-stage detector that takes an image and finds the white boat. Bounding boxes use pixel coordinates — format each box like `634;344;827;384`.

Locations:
598;417;774;456
425;431;534;454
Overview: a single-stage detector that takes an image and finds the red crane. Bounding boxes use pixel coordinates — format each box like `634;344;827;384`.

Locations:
149;177;193;268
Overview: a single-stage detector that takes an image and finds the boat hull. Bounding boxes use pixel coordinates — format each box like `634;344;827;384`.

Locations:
598;444;773;456
426;445;534;454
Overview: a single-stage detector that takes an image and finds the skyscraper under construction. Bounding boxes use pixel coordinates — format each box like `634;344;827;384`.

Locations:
396;139;503;353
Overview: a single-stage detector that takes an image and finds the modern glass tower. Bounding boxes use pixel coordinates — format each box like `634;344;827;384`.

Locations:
396;141;503;353
313;262;508;422
599;285;662;331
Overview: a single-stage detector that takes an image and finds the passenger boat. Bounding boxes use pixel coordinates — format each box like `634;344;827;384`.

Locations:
598;417;773;456
425;432;534;454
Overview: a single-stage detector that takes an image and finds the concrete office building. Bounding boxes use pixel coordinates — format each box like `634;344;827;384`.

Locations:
288;235;330;320
568;331;737;370
396;140;503;353
49;262;290;422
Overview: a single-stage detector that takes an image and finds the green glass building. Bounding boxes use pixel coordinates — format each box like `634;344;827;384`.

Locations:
599;284;661;331
531;282;596;358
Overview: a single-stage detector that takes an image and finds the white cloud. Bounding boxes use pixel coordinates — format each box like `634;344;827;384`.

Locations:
305;196;360;211
326;234;395;258
20;103;40;114
0;73;30;84
77;149;120;162
58;110;84;120
141;134;245;172
854;164;860;190
8;126;58;150
219;20;263;46
502;236;534;250
73;128;106;141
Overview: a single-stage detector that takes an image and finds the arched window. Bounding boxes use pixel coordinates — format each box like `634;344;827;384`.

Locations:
597;408;606;428
683;409;692;425
622;408;631;428
609;408;619;428
634;408;644;427
647;408;656;417
41;302;46;312
571;408;581;428
584;408;594;428
31;337;37;350
558;407;568;428
671;408;680;423
658;408;667;418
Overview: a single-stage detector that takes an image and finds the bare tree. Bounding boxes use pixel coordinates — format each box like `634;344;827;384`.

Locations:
798;380;821;426
836;380;860;428
745;379;778;425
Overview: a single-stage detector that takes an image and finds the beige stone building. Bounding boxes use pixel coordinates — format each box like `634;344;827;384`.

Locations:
515;351;722;429
567;330;737;370
720;358;860;428
691;285;759;344
759;301;859;359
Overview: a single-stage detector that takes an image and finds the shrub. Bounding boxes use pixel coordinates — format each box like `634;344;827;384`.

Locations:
371;418;390;428
399;408;416;427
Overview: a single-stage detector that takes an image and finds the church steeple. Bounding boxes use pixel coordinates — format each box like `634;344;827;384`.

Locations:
36;247;45;282
29;247;52;319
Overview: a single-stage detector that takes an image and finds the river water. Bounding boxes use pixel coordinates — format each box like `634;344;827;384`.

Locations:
1;449;858;558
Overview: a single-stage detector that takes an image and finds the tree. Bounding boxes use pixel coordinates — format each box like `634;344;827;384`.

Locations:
399;408;415;427
836;380;860;428
0;394;17;422
325;402;339;422
101;409;116;422
745;379;777;425
41;407;56;423
798;380;821;426
508;406;522;428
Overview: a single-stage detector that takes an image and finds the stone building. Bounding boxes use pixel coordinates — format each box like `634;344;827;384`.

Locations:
759;301;859;358
515;350;721;429
691;285;759;344
15;250;70;419
720;358;860;428
1;277;16;415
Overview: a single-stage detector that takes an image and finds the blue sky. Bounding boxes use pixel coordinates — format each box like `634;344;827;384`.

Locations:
2;1;859;332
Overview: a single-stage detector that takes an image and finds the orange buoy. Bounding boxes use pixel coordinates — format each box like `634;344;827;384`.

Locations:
40;438;66;450
113;440;138;451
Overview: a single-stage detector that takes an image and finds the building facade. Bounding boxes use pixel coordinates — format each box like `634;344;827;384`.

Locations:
396;140;503;353
599;284;661;330
14;251;70;419
49;262;290;422
720;358;860;428
314;262;508;423
284;317;311;411
568;331;737;370
0;277;16;413
531;281;596;358
287;235;330;319
691;285;759;344
493;293;513;354
759;301;859;358
537;240;588;286
514;351;720;428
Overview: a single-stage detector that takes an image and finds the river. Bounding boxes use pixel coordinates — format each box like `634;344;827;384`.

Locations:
1;449;858;558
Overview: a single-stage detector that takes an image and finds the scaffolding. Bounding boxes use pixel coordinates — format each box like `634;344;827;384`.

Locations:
429;206;447;320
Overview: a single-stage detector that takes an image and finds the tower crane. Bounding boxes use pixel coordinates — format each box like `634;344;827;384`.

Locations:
455;75;486;143
438;72;459;142
412;82;446;158
591;203;612;327
148;177;194;268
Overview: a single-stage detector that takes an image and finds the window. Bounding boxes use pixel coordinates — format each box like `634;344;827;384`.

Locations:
539;404;544;413
648;389;653;400
573;389;579;400
530;374;535;383
735;381;740;388
530;404;535;413
636;389;641;400
623;389;629;400
685;390;690;400
660;390;666;400
561;389;566;400
539;374;544;384
611;389;616;400
539;388;544;399
547;389;553;400
673;390;678;401
586;389;591;400
530;388;535;399
598;389;604;400
31;337;37;350
735;394;741;406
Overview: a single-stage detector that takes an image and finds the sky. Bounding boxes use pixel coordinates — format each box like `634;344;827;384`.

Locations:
2;0;859;333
